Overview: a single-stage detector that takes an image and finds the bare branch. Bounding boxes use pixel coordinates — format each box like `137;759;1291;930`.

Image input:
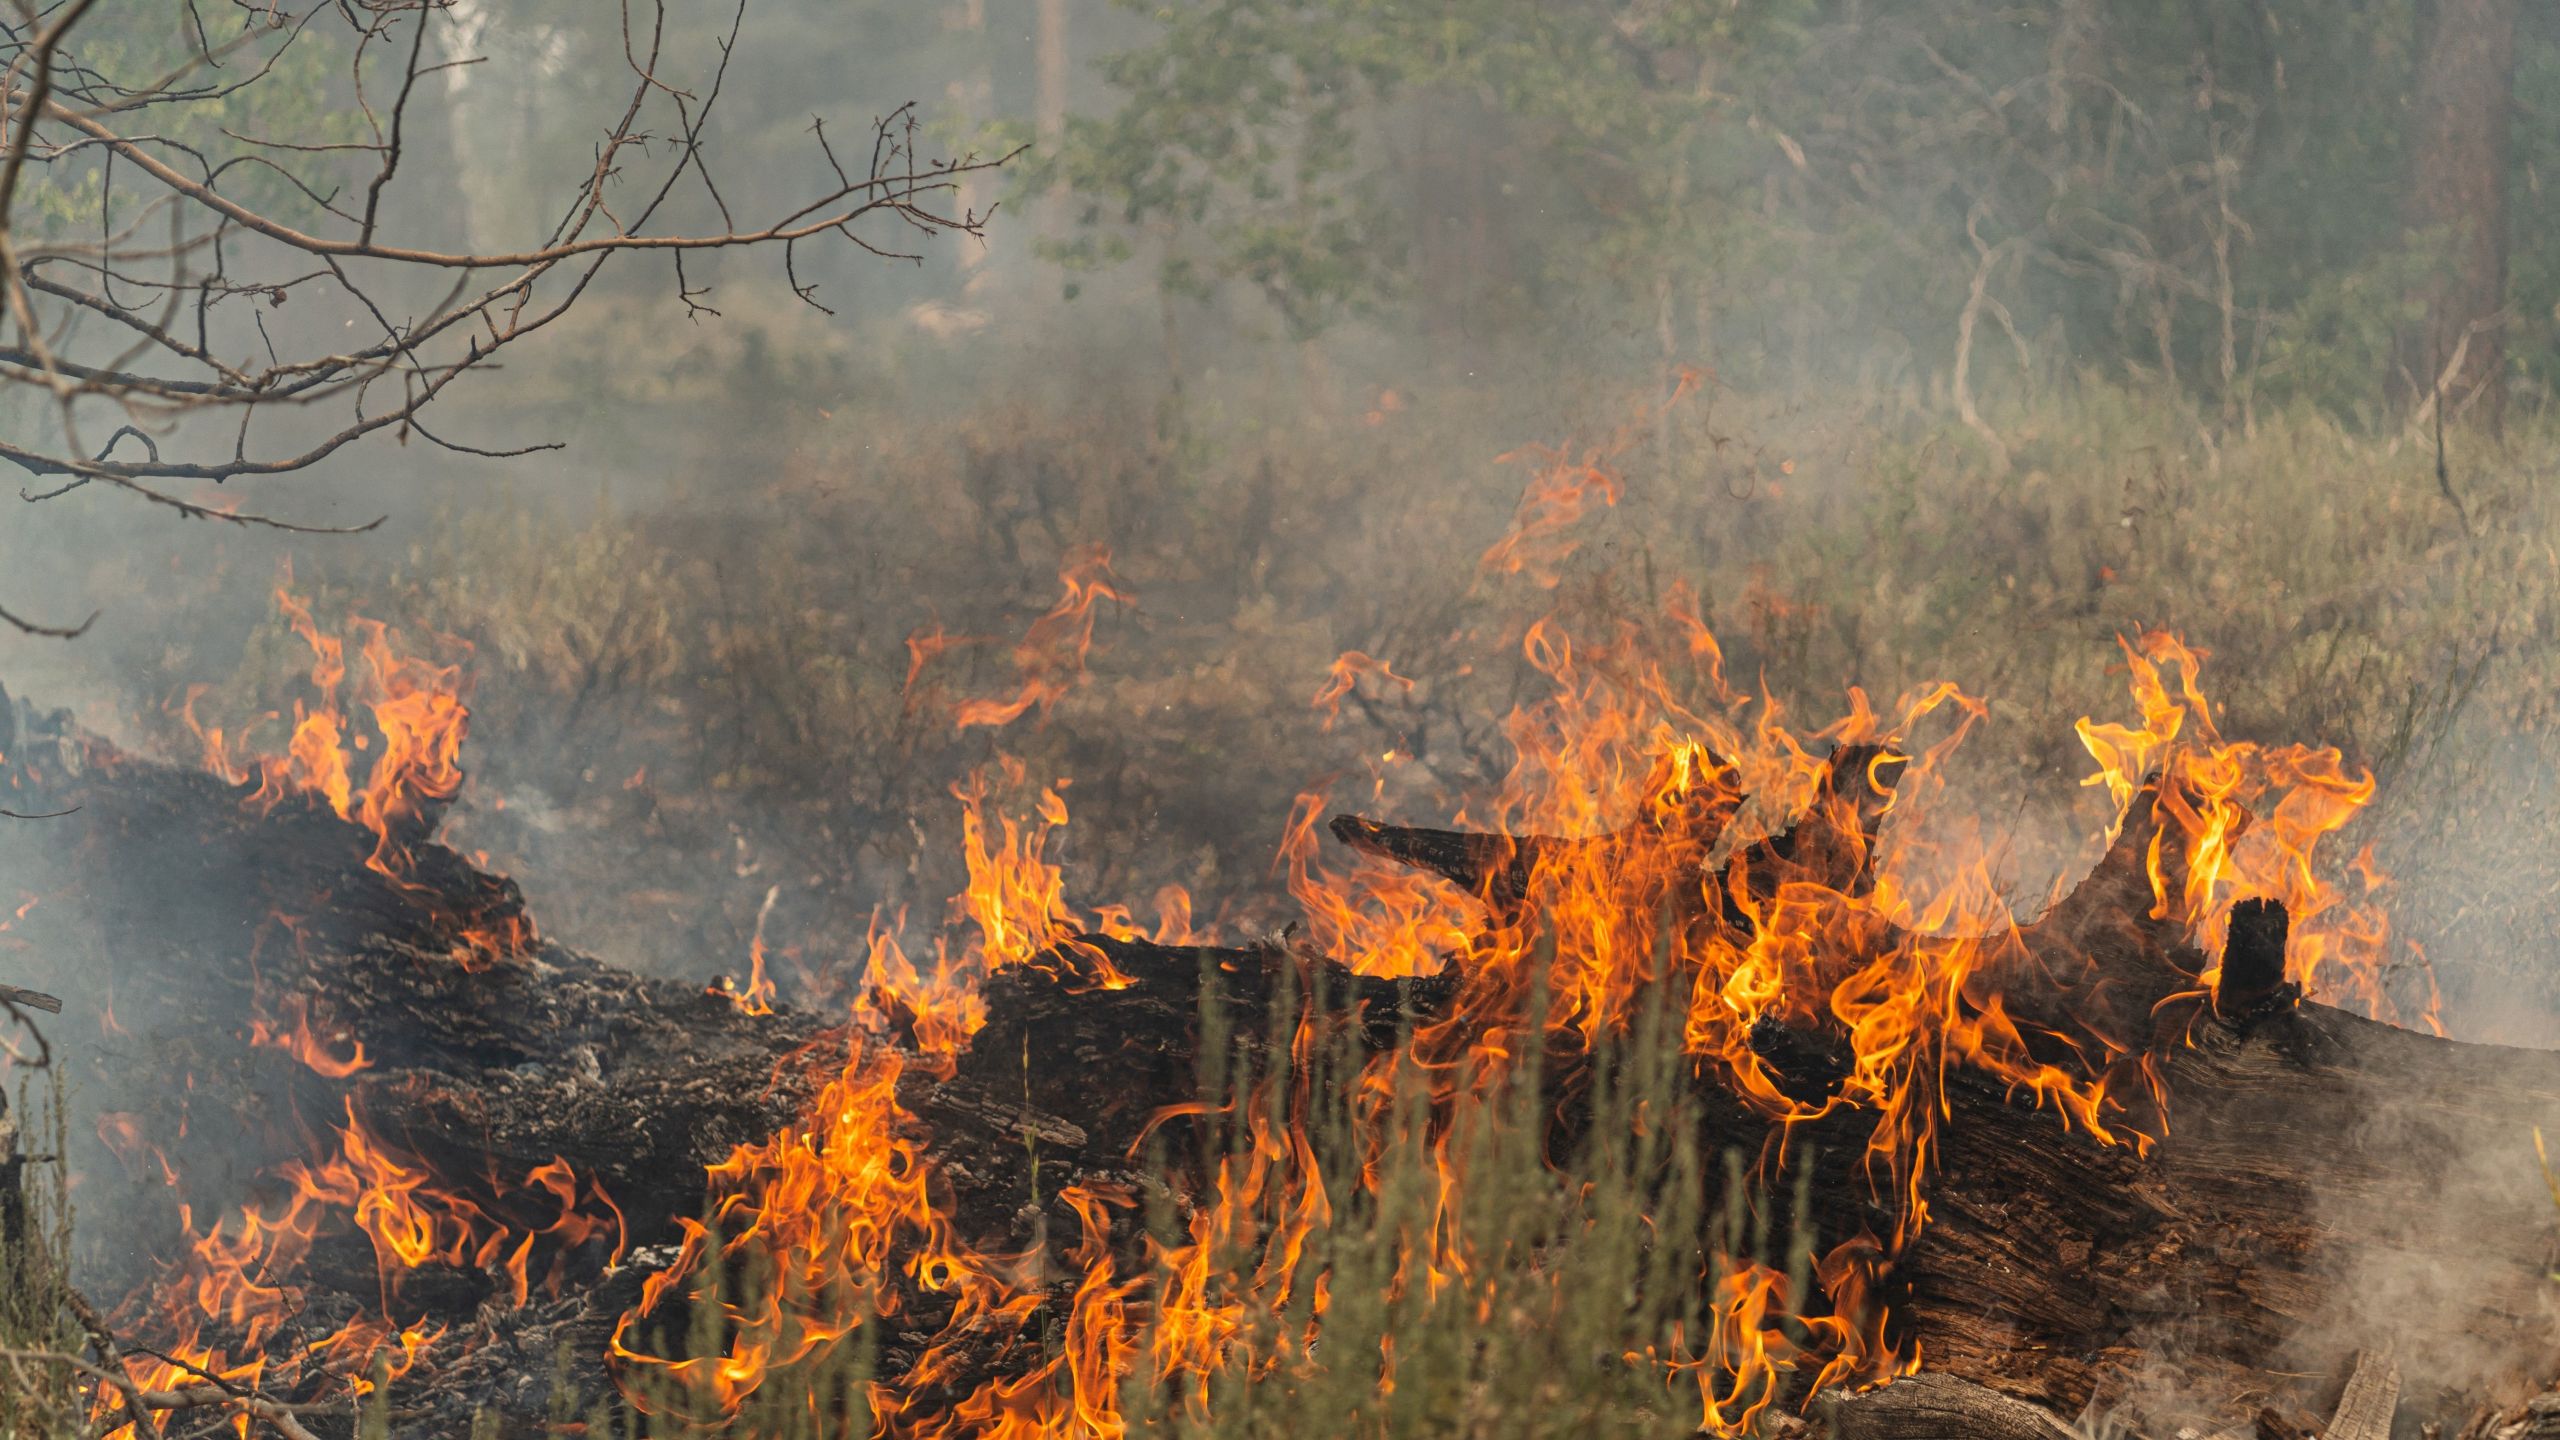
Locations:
0;597;96;637
0;0;1014;628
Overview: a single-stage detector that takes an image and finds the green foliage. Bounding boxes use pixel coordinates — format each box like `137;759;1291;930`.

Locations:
1024;0;1812;341
1019;1;1411;337
19;1;365;233
1036;0;2556;417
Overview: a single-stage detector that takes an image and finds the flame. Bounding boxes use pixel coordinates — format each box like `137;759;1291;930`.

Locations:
604;453;2407;1433
952;547;1130;730
1277;787;1477;981
716;885;785;1016
609;1028;1015;1418
614;754;1144;1422
108;584;651;1425
601;574;2397;1436
2074;631;2417;1026
1310;651;1415;732
182;580;515;967
1478;369;1698;588
100;1100;624;1435
133;418;2411;1432
246;993;370;1079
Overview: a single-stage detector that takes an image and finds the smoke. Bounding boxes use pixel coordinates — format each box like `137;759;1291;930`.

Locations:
6;7;2560;1424
2312;1070;2560;1416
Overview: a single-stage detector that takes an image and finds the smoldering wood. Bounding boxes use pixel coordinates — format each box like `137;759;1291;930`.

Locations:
5;699;2558;1438
2217;895;2293;1019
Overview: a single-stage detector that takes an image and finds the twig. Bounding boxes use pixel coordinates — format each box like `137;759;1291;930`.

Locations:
2433;361;2472;540
0;0;1017;629
0;599;96;637
0;984;62;1011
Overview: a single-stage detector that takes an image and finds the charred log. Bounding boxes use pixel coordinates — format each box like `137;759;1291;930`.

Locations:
1329;740;1902;919
2217;896;2299;1021
4;710;2558;1438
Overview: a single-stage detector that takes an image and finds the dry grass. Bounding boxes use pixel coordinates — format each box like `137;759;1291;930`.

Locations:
162;373;2560;1033
38;371;2560;1436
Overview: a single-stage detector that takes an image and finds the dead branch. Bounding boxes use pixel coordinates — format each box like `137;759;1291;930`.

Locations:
0;0;1017;635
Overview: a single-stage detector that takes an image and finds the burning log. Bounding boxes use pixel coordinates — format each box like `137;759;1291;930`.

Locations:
5;678;2559;1440
1330;740;1904;916
1332;781;2560;1428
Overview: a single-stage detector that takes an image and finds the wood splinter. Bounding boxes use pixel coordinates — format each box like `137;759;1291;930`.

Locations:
0;984;62;1014
2323;1348;2401;1440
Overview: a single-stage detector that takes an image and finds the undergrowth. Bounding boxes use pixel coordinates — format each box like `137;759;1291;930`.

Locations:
591;959;1828;1438
162;375;2560;1032
48;373;2560;1434
0;1075;87;1438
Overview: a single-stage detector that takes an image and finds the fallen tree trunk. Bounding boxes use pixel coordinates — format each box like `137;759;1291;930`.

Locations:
4;696;2557;1438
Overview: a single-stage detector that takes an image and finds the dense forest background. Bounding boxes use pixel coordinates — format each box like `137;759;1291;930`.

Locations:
6;0;2557;1041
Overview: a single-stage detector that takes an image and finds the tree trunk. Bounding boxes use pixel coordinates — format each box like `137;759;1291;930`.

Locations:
2397;0;2520;421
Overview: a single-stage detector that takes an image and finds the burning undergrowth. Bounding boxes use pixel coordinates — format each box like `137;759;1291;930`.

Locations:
0;398;2504;1438
0;440;2478;1434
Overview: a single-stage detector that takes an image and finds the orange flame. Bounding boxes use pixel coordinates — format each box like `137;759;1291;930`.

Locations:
145;425;2410;1433
608;428;2411;1432
180;583;528;971
246;993;370;1079
716;885;785;1016
1478;369;1698;589
952;548;1130;730
101;1101;623;1435
1310;651;1415;732
2074;631;2418;1026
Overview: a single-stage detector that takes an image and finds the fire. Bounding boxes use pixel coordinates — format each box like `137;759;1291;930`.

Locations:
613;758;1138;1420
2074;630;2424;1029
949;546;1130;730
605;399;2411;1435
119;415;2412;1432
1277;787;1477;981
184;579;515;967
613;565;1166;1428
246;992;370;1079
1310;650;1415;732
1478;368;1698;589
100;1100;624;1435
608;1027;1016;1418
716;885;784;1016
102;583;631;1430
